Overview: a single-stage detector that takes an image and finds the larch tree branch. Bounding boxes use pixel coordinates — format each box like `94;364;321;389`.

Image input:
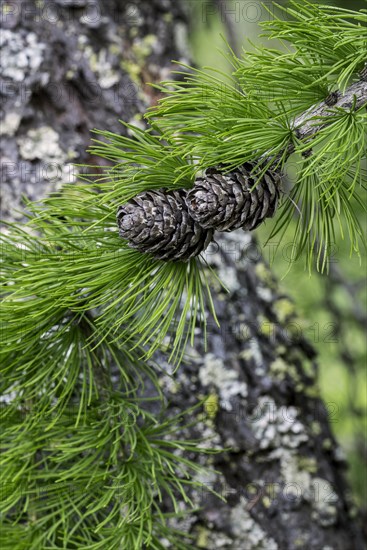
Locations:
1;1;365;549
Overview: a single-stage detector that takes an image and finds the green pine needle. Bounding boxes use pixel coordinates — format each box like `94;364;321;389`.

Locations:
1;1;367;547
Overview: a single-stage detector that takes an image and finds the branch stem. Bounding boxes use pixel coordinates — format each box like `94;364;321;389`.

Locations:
290;78;367;154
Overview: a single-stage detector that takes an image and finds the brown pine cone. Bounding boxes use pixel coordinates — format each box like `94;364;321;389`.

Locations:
117;189;214;261
186;164;281;231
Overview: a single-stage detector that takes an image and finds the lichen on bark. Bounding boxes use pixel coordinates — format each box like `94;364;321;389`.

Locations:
1;1;365;548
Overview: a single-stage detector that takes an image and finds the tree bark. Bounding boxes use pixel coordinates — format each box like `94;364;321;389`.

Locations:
1;0;189;219
158;231;365;549
1;1;365;548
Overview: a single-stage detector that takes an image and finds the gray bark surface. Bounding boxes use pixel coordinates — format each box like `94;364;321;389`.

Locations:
158;231;365;549
1;1;365;548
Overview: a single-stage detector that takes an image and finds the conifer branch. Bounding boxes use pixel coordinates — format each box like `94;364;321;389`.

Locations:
1;3;366;547
293;76;367;144
139;3;367;271
117;75;366;262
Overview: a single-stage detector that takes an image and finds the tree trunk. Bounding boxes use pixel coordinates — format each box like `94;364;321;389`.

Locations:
1;1;365;548
159;231;365;549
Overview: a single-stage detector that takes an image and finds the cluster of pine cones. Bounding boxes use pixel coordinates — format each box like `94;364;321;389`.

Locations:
117;164;281;261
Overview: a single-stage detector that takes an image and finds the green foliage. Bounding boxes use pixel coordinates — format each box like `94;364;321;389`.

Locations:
147;0;367;271
1;1;366;548
1;395;218;549
0;123;220;547
1;127;217;366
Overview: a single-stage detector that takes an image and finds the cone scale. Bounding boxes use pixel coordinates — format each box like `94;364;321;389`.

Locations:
117;164;281;261
117;188;214;261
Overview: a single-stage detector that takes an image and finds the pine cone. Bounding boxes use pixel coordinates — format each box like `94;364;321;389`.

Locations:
186;164;281;231
117;189;214;261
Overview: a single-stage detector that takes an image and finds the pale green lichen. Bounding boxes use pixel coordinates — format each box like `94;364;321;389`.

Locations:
230;497;279;549
158;375;180;394
199;353;248;405
192;419;222;451
311;477;338;527
83;45;120;89
269;357;289;380
0;112;21;136
255;262;276;288
258;314;275;338
322;438;333;451
273;298;295;323
163;12;173;23
132;34;158;60
0;30;45;82
129;27;139;39
197;528;233;549
293;536;309;547
257;285;274;302
297;455;318;474
250;397;308;450
249;339;265;374
239;348;253;361
310;421;322;436
203;392;220;420
270;356;306;391
108;44;121;56
121;33;159;84
217;264;241;292
121;59;142;84
17;127;77;188
272;450;339;528
280;451;312;498
18;126;58;158
196;527;209;548
1;2;13;16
